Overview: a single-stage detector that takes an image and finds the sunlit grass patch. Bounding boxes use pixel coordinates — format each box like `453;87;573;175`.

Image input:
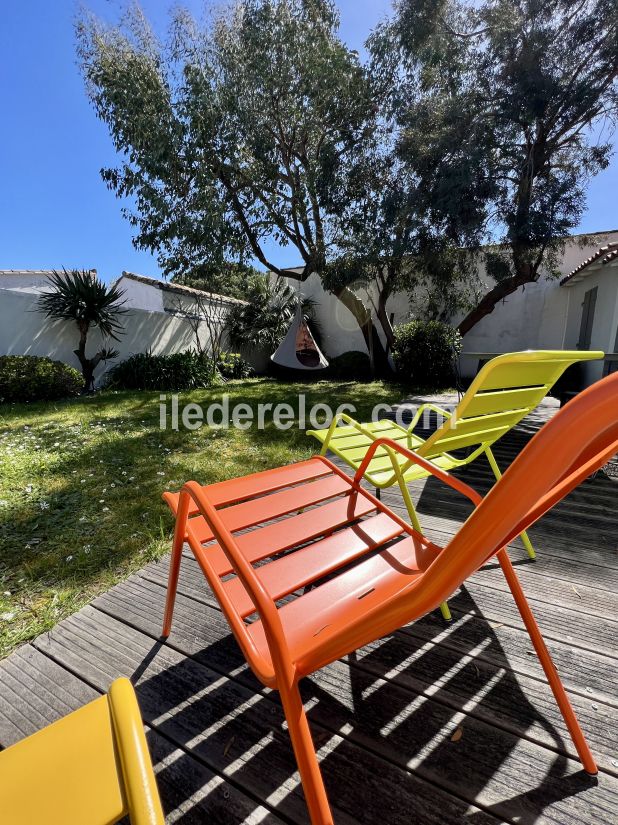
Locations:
0;378;404;658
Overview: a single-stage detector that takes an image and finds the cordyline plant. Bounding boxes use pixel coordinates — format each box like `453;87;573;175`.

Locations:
36;269;128;391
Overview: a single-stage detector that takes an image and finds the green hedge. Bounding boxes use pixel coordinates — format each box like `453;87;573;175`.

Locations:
392;320;462;389
0;355;83;402
106;350;219;391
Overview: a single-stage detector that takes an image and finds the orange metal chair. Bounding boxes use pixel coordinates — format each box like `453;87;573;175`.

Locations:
162;373;618;825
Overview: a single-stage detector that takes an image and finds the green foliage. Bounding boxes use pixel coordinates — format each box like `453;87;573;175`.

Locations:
391;321;462;389
217;352;254;380
106;351;217;391
326;351;371;381
381;0;618;332
77;1;373;279
226;275;319;352
171;262;263;301
36;269;128;340
76;1;394;366
0;356;82;403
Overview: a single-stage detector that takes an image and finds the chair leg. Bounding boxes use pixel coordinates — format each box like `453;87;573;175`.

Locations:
398;478;451;621
162;495;190;638
497;549;598;775
279;681;334;825
486;449;536;559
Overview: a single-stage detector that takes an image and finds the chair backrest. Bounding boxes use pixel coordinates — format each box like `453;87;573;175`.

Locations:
0;678;164;825
419;372;618;608
417;350;604;459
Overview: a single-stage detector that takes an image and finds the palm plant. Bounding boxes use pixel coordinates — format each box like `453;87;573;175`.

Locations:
36;269;128;391
226;275;319;352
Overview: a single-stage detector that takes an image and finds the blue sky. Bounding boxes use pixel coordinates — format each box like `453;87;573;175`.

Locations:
1;1;616;283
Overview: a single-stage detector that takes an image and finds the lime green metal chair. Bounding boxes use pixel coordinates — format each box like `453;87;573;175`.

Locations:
309;350;603;618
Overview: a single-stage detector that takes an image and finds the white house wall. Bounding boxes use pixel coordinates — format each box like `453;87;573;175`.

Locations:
562;262;618;384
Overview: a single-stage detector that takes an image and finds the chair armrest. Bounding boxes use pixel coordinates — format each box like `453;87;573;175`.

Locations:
407;403;453;435
175;481;290;655
353;437;482;506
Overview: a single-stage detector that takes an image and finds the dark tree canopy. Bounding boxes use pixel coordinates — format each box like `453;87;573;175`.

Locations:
78;0;618;349
382;0;618;333
77;0;396;366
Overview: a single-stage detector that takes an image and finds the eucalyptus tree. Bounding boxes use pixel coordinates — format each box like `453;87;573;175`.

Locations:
383;0;618;334
77;0;388;362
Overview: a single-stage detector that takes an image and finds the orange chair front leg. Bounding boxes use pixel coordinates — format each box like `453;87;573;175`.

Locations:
279;678;334;825
497;548;598;775
162;491;190;638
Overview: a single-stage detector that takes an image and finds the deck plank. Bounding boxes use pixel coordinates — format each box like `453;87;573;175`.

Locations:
34;605;499;825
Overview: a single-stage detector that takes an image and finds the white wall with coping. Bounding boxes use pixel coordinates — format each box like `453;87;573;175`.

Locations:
282;231;618;384
119;275;165;313
0;288;226;385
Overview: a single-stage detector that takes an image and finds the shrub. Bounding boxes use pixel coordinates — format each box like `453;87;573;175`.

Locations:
327;351;371;380
106;350;217;391
217;352;254;379
391;321;462;388
0;355;82;402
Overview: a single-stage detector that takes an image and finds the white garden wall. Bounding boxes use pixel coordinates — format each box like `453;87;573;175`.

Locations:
0;288;226;385
282;230;618;384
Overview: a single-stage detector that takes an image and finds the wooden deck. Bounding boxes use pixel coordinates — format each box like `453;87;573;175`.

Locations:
1;394;617;824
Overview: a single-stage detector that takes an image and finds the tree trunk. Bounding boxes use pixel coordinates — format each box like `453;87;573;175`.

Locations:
73;321;102;392
376;290;395;351
334;286;390;376
457;270;537;336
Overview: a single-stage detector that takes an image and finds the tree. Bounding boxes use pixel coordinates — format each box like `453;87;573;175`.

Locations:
36;269;128;391
386;0;618;335
226;274;319;352
171;262;263;301
77;1;389;365
169;291;233;379
324;127;476;362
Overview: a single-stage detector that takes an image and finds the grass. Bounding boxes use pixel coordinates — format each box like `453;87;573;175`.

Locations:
0;378;406;659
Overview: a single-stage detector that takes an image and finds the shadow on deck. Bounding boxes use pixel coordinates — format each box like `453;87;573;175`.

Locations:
1;395;617;824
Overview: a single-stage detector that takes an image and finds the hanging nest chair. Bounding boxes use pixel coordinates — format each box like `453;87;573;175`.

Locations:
271;306;328;371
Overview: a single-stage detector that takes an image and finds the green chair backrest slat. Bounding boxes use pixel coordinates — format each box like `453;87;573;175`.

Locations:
418;350;603;459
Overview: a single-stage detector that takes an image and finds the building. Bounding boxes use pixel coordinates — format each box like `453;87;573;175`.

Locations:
279;230;618;385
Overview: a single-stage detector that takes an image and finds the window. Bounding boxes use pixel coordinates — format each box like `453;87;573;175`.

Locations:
577;286;597;349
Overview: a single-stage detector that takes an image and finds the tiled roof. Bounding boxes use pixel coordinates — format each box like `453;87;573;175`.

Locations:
0;269;96;275
560;242;618;286
120;271;247;305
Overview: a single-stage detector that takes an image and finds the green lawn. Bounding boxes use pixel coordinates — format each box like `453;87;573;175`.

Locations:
0;378;406;658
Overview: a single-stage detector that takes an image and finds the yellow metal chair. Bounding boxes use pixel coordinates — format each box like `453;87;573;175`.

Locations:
309;349;603;618
0;677;164;825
